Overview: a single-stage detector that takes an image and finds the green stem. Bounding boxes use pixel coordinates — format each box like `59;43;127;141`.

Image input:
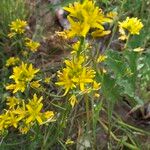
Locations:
106;0;127;50
85;94;90;131
99;120;140;150
77;37;85;58
124;34;130;49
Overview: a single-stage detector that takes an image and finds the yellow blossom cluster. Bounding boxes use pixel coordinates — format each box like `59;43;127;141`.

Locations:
56;55;101;107
119;17;143;40
0;94;54;134
6;62;40;93
63;0;112;38
8;19;27;38
6;57;20;67
8;19;40;53
25;38;40;52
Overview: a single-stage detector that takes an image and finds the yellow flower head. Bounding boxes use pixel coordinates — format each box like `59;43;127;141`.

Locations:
10;62;39;83
97;55;107;63
64;17;90;38
56;55;99;95
25;38;40;52
19;125;31;134
56;69;76;95
106;11;118;20
72;67;95;91
71;40;90;54
6;111;21;128
69;94;78;108
119;17;143;40
91;29;111;38
63;0;112;38
65;138;74;145
6;57;20;67
26;94;54;125
44;77;51;84
6;62;40;93
6;96;20;109
133;47;144;52
0;112;10;131
26;94;43;125
9;19;27;34
30;80;41;89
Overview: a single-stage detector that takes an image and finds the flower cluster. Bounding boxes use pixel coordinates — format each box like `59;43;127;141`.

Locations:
6;57;20;67
6;62;40;93
56;54;100;107
3;19;56;135
119;17;143;40
8;19;40;53
25;38;40;52
63;0;112;38
56;55;100;94
0;94;54;134
8;19;27;38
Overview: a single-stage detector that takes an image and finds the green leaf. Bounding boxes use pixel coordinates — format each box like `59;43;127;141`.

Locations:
102;74;121;102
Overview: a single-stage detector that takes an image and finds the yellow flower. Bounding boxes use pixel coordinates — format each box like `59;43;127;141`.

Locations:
6;57;20;67
0;112;10;131
64;55;85;72
6;96;20;109
41;111;55;124
63;0;112;38
7;111;21;128
12;102;27;121
92;30;111;38
26;94;44;125
8;32;16;38
22;50;28;57
72;68;95;91
69;94;78;108
6;62;39;93
125;68;133;76
106;11;118;19
65;138;74;145
10;62;39;82
56;56;85;95
30;80;41;89
55;31;68;39
25;94;55;126
133;47;144;52
118;27;128;40
119;17;143;40
71;41;89;54
93;81;101;90
56;69;76;95
65;16;90;38
25;38;40;52
56;55;98;94
42;111;54;120
44;77;51;84
94;93;100;98
97;55;107;63
19;125;31;134
6;82;26;93
9;19;27;36
71;41;81;54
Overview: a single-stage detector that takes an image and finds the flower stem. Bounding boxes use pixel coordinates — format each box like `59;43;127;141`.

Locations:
124;34;130;49
85;94;90;131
